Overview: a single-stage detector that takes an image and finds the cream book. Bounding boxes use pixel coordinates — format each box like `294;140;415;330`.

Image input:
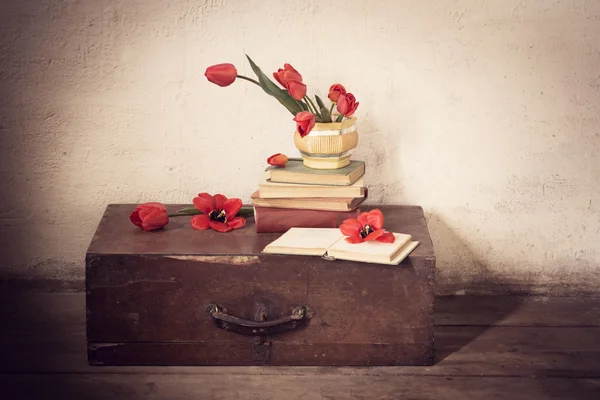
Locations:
258;177;365;199
251;190;368;212
262;228;419;265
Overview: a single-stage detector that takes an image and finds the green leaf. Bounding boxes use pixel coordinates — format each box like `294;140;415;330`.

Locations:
169;207;201;217
320;106;332;123
174;207;200;214
276;94;304;116
315;95;326;110
246;55;303;115
315;95;330;121
238;207;255;218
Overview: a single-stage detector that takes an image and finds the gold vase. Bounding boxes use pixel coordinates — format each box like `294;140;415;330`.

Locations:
293;117;358;169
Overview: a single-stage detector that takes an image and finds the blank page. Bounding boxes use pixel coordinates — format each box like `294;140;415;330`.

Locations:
263;228;343;255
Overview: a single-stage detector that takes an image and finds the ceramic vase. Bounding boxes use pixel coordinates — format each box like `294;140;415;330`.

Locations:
293;117;358;169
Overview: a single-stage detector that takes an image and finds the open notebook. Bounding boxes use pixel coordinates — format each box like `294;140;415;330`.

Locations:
262;228;419;265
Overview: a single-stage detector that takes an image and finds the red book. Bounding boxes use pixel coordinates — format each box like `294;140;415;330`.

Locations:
254;206;361;233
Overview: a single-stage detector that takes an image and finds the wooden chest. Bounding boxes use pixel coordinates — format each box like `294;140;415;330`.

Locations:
85;205;436;366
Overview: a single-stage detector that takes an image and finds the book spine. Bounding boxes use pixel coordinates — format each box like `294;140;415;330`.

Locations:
254;207;360;233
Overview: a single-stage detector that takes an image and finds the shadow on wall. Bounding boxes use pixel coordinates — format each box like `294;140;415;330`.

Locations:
0;1;34;273
0;1;102;285
0;1;78;283
427;212;600;297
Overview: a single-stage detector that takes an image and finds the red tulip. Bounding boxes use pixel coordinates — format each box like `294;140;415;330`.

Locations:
130;202;169;231
204;63;237;87
293;111;316;138
336;93;359;117
191;193;246;232
328;84;347;102
339;209;395;244
286;80;307;101
273;63;303;87
267;153;288;167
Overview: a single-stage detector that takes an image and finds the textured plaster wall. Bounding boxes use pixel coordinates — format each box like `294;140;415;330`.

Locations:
0;0;599;293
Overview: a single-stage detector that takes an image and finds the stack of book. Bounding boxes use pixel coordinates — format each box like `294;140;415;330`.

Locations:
251;158;367;233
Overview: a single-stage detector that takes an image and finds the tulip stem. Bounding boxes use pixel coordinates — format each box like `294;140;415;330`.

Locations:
304;96;321;119
296;99;309;112
237;75;261;86
329;104;335;116
303;99;315;114
335;114;344;123
168;211;201;217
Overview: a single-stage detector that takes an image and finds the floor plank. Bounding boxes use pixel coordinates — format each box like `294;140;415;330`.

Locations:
0;292;84;325
1;374;599;400
436;295;600;326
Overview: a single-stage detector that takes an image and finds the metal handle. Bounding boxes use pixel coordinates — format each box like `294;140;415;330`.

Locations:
205;304;314;336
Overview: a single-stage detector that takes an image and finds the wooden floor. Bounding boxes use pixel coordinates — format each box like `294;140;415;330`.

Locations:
1;291;599;399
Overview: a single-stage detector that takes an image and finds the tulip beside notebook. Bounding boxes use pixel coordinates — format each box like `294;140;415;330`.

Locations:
262;228;419;265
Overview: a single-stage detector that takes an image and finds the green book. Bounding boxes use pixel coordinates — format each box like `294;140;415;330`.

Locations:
266;158;365;186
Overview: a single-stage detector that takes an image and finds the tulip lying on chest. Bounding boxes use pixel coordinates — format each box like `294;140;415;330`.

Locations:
130;203;169;231
191;193;246;233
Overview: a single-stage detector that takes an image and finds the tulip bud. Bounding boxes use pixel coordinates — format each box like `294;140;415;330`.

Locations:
336;93;359;117
205;63;238;87
273;63;303;86
267;153;289;167
328;84;347;102
293;111;316;138
286;80;307;101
